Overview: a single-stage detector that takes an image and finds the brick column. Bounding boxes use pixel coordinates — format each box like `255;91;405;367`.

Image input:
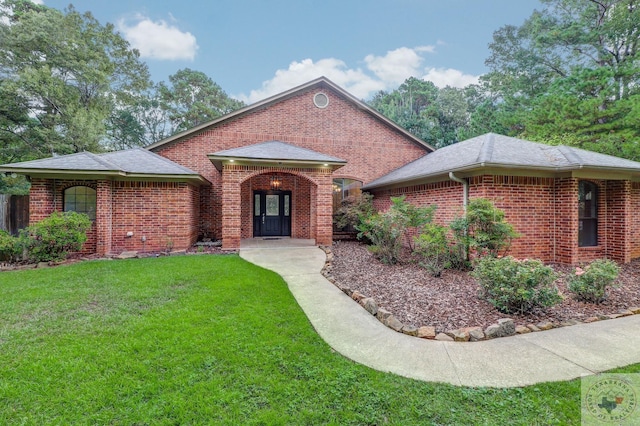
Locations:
606;180;631;263
28;178;55;224
554;177;578;264
315;172;333;246
221;166;242;250
96;180;113;256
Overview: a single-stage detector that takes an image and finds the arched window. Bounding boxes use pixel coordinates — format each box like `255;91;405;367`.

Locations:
64;186;96;221
578;181;598;247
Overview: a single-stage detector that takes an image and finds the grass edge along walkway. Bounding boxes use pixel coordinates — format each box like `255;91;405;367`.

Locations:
1;254;637;425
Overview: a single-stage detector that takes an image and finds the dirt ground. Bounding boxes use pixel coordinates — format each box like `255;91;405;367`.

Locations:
329;240;640;332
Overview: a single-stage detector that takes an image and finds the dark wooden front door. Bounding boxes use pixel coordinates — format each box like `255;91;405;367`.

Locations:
253;190;291;237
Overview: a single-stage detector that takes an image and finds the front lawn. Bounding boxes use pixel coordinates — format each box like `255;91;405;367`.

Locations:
0;255;636;424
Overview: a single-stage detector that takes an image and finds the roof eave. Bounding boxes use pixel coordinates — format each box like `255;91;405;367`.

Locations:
208;154;347;172
0;167;209;185
364;162;640;191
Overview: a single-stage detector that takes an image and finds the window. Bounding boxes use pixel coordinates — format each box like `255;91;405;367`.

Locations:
332;178;363;232
64;186;96;221
578;181;597;247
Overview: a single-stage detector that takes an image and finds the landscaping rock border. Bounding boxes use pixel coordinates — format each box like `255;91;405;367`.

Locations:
320;245;640;342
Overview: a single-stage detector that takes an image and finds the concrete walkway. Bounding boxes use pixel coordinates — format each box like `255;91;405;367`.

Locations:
239;241;640;388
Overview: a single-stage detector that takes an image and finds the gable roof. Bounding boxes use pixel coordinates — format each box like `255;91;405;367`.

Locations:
364;133;640;189
145;76;435;153
208;140;347;171
0;148;207;184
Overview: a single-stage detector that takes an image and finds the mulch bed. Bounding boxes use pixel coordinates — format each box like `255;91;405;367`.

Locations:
329;240;640;333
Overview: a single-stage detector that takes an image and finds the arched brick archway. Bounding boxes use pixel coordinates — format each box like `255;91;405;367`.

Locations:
220;164;333;250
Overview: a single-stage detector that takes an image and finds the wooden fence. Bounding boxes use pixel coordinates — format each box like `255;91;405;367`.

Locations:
0;194;29;235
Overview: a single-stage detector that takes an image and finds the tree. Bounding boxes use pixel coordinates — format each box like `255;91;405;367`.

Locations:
369;78;475;148
0;0;151;162
482;0;640;158
158;68;245;134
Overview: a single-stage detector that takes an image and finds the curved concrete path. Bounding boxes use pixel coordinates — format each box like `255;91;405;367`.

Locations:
240;242;640;388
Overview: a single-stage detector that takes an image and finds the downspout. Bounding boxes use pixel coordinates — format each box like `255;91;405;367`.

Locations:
449;172;469;260
448;172;468;213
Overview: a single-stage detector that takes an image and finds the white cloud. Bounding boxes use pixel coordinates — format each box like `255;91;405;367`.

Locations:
364;47;426;86
238;45;479;104
237;58;385;104
422;67;479;88
118;15;198;61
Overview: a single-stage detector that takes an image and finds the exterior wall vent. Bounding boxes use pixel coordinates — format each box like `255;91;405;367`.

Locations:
313;92;329;108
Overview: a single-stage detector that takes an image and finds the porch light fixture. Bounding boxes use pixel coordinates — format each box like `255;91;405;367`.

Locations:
270;175;281;190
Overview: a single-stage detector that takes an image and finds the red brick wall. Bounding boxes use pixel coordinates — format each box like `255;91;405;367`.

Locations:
372;180;464;226
29;179;98;254
153;85;428;240
631;183;640;260
473;176;556;262
110;181;199;253
28;178;199;255
372;176;557;261
370;175;640;264
605;180;632;263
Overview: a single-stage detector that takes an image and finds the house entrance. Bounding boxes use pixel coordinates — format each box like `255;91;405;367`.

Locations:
253;190;291;237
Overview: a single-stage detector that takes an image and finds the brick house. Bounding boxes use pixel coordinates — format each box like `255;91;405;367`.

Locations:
0;77;431;254
3;77;640;264
365;133;640;264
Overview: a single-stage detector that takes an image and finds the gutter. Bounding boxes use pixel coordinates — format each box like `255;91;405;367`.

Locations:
449;172;468;213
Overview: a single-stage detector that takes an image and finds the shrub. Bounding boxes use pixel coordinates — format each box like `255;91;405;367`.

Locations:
451;198;518;259
472;256;562;314
0;230;19;262
356;196;435;264
357;211;405;264
413;223;450;277
567;259;620;303
19;211;92;262
333;192;374;232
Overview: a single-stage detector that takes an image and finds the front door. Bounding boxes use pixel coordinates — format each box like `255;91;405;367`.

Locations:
253;190;291;237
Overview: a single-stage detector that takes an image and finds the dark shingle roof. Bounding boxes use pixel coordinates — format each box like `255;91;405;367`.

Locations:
208;140;346;170
0;148;205;182
365;133;640;189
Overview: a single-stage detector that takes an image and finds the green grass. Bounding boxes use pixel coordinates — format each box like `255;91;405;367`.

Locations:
0;255;638;425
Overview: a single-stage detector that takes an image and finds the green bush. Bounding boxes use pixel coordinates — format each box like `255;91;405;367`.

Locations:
413;223;450;277
472;256;562;314
567;259;620;303
451;198;518;259
356;196;435;264
333;192;374;231
357;211;405;264
19;212;92;262
0;230;19;262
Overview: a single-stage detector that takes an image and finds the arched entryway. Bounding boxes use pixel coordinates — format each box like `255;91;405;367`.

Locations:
240;171;317;241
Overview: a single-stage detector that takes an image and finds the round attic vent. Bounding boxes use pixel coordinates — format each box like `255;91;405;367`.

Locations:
313;92;329;108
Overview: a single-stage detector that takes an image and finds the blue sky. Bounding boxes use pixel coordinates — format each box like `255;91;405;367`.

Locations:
39;0;542;103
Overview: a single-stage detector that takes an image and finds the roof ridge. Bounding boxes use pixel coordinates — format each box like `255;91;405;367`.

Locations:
84;151;121;170
557;145;584;166
477;133;495;164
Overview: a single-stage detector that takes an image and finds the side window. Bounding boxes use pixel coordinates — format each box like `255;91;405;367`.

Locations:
578;181;597;247
64;186;97;221
332;178;363;232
